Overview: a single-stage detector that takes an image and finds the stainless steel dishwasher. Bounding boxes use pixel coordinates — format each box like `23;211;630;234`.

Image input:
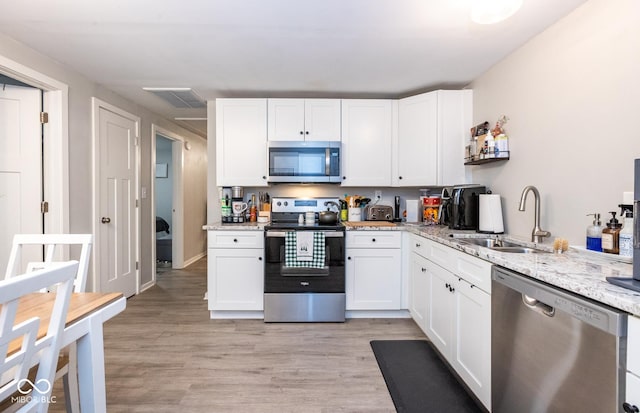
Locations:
492;266;627;413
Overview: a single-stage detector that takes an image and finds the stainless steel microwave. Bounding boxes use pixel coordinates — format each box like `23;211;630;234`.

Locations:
268;141;341;183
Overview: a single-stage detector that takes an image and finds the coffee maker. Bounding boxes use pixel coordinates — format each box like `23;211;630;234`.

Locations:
446;185;486;230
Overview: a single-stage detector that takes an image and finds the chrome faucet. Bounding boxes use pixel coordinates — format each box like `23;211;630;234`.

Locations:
518;185;551;243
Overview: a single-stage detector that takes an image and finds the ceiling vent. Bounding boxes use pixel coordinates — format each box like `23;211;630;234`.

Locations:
143;87;206;109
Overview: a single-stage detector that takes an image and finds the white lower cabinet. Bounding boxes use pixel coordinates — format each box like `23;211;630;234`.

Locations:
207;231;264;313
346;231;402;310
452;276;491;409
426;260;456;356
409;252;430;335
410;234;491;410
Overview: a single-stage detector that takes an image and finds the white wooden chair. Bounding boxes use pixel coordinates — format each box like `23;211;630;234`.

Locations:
0;260;78;413
4;234;93;413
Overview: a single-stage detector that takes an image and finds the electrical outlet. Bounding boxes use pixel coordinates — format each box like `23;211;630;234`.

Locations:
374;190;382;201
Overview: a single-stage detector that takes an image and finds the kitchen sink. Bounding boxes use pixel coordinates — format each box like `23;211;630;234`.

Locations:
455;237;549;253
490;246;542;254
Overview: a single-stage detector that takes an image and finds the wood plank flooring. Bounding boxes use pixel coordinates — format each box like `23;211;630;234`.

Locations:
49;258;426;412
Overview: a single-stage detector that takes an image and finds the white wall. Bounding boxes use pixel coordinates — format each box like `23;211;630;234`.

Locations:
0;32;208;290
469;0;640;246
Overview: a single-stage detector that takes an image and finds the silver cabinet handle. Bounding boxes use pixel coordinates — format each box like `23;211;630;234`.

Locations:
101;217;111;224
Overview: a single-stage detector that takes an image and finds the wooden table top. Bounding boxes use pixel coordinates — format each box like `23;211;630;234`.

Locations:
4;292;123;355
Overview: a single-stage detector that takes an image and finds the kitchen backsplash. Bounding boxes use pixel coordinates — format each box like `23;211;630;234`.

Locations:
233;185;445;214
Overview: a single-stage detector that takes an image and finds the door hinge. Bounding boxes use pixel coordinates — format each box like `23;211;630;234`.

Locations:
134;137;140;146
40;201;49;214
40;112;49;124
136;261;139;270
136;199;139;208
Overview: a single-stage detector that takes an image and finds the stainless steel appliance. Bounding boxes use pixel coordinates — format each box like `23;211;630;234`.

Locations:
363;205;393;221
264;197;345;322
447;185;486;230
492;266;627;413
608;158;640;291
267;141;341;183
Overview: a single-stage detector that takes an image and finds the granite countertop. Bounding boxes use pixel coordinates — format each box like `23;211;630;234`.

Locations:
203;220;639;316
203;222;267;230
402;224;638;317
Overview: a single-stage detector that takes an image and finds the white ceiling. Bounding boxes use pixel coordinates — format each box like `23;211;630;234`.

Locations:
0;0;587;138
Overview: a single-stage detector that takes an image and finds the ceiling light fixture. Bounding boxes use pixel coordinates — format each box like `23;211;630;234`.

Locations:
471;0;523;24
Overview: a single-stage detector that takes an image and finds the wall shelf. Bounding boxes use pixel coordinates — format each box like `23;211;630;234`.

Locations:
464;153;510;166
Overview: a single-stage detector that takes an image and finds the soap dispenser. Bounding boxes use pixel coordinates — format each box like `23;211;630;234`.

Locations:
602;211;623;254
619;210;634;257
586;213;603;252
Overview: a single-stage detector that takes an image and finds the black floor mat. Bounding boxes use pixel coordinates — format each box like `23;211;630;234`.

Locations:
370;340;483;413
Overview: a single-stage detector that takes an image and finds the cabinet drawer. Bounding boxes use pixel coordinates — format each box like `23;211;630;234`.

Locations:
428;239;453;269
346;231;401;248
410;234;429;258
629;316;640;374
208;231;264;249
427;238;492;293
450;248;492;294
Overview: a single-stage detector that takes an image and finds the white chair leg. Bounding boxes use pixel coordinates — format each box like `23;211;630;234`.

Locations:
63;344;81;413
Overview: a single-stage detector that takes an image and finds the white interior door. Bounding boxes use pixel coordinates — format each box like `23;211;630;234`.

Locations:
0;84;42;270
96;104;138;297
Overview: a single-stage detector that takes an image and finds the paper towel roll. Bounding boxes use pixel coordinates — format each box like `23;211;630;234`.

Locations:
479;194;504;233
406;200;420;223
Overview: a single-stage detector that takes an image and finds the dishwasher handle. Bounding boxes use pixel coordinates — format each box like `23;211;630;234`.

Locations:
522;294;555;317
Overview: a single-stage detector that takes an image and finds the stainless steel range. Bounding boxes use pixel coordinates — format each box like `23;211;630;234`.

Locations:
264;197;345;322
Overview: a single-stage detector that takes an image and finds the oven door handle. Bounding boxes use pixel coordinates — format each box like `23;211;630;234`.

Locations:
266;231;344;238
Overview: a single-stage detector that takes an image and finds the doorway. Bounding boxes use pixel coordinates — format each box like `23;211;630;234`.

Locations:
150;125;185;287
92;98;140;297
0;78;43;269
155;135;174;271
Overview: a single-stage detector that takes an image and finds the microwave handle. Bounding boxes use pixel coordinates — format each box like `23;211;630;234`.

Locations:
325;148;331;176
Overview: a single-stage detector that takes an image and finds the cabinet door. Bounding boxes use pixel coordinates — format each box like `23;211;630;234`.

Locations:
426;260;455;358
346;248;401;310
409;252;430;335
304;99;341;141
625;373;640;412
395;92;437;186
341;99;393;186
452;277;491;410
208;248;264;311
436;90;472;186
267;98;305;141
216;99;268;186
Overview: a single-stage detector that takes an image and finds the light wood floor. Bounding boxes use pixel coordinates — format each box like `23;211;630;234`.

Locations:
49;258;426;412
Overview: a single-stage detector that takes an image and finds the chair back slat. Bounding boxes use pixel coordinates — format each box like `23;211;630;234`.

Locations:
0;261;77;412
5;235;93;293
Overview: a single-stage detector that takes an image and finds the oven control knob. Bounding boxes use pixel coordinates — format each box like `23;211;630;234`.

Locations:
623;403;640;413
277;201;282;207
284;201;288;206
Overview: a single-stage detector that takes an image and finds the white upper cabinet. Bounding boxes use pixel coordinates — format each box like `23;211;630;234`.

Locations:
394;90;472;186
341;99;395;187
268;99;341;141
396;92;438;186
216;98;268;187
